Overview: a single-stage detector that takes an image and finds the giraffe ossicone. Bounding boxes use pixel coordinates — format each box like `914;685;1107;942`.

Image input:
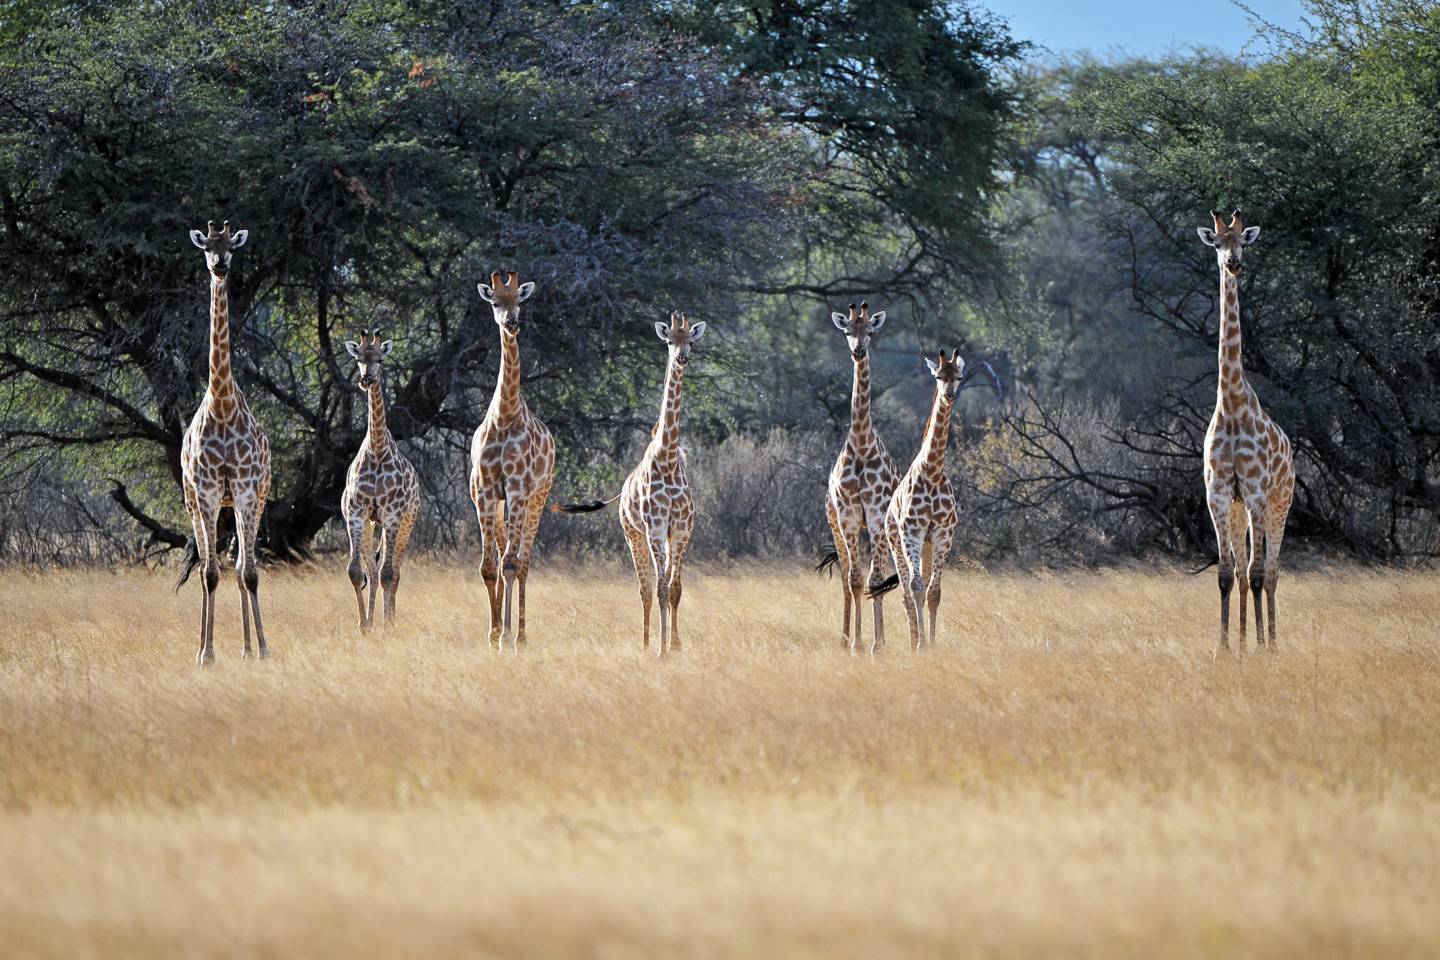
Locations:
341;328;420;632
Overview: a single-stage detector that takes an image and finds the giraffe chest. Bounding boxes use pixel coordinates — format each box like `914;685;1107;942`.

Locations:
830;442;896;505
182;404;269;482
1205;407;1290;493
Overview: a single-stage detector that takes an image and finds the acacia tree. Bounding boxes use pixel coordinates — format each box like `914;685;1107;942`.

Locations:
0;0;806;558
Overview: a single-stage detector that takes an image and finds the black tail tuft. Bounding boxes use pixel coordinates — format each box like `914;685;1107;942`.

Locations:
174;536;200;592
550;500;610;514
816;550;840;576
866;574;901;598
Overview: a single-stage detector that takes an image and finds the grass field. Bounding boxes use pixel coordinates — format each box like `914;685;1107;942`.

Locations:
2;561;1440;958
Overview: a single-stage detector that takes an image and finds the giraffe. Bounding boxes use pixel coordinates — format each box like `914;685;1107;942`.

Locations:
819;301;898;654
175;220;272;665
340;329;420;632
876;349;964;651
1196;209;1294;652
470;270;555;649
552;313;706;656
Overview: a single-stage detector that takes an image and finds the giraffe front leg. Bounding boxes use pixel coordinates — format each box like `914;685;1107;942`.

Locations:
513;486;549;646
865;518;893;654
1228;499;1248;645
187;488;220;667
649;530;671;658
234;494;269;659
926;531;954;648
901;527;927;652
885;519;919;652
667;512;693;652
825;500;854;649
500;497;533;648
1207;490;1235;654
344;506;370;632
364;521;380;631
383;510;414;628
1263;521;1285;651
1245;508;1266;649
623;519;653;651
475;499;503;648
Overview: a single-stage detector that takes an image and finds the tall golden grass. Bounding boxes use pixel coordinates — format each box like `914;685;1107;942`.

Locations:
2;562;1439;958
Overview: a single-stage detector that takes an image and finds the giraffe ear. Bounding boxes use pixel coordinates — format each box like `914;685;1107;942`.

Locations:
517;281;535;303
869;310;886;331
229;229;248;249
379;340;394;357
925;356;941;377
689;321;707;342
1240;226;1260;245
1196;227;1218;247
476;283;496;304
344;341;361;358
830;312;849;332
189;230;207;250
654;321;671;342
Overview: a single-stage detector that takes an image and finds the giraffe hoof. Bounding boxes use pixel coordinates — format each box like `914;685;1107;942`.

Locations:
196;650;215;667
258;648;270;660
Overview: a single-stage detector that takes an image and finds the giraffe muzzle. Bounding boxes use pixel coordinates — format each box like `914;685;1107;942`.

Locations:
360;374;376;387
852;347;867;360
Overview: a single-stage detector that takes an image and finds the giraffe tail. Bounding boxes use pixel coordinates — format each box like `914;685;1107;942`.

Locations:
174;536;201;592
816;549;840;576
550;492;620;514
866;574;901;598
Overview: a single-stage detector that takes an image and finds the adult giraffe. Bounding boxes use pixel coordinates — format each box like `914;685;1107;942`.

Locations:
470;271;555;649
819;301;897;654
1197;209;1294;651
341;329;420;632
552;314;706;656
176;220;271;665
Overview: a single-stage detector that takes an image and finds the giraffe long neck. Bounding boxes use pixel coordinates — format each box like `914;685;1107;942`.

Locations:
653;353;685;465
1217;268;1247;412
208;275;237;404
366;378;390;454
492;331;522;422
918;390;953;477
848;353;874;447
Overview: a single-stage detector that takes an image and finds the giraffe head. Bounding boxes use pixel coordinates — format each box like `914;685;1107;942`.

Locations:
654;312;707;367
476;271;536;335
1196;209;1260;276
924;348;965;406
188;220;249;279
829;301;887;361
344;329;394;389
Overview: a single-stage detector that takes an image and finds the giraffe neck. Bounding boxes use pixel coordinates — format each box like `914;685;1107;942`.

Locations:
366;378;390;454
918;390;953;477
652;352;685;465
1217;268;1248;411
848;353;874;448
207;274;237;405
492;330;522;422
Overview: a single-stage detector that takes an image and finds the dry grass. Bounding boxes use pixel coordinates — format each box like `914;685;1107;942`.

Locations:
2;562;1440;958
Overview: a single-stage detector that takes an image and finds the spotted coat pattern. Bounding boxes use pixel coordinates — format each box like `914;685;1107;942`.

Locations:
825;302;898;653
180;221;271;665
1198;210;1295;650
469;271;555;648
884;350;964;651
341;332;420;632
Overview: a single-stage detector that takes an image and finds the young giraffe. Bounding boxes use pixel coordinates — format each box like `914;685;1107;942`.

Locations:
878;349;964;651
553;313;707;656
176;220;272;665
341;329;420;632
821;301;898;654
470;271;555;649
1197;209;1294;651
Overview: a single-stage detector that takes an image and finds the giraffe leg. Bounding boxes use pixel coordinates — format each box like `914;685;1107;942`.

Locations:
885;518;920;652
475;499;503;647
234;493;269;659
902;527;927;651
1207;490;1235;653
925;534;953;648
648;528;671;658
623;517;653;651
344;504;370;632
865;515;893;654
512;486;549;646
825;500;854;648
667;513;693;652
1246;506;1266;649
383;509;415;628
364;520;380;630
497;498;533;647
186;486;220;667
1263;521;1286;651
1229;500;1248;645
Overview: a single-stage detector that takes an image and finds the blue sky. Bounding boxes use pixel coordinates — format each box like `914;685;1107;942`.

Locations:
983;0;1311;58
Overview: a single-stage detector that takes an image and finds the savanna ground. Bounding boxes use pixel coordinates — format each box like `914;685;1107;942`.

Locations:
2;561;1439;959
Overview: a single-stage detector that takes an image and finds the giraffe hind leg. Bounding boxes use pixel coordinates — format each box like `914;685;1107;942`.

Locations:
1229;499;1248;645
